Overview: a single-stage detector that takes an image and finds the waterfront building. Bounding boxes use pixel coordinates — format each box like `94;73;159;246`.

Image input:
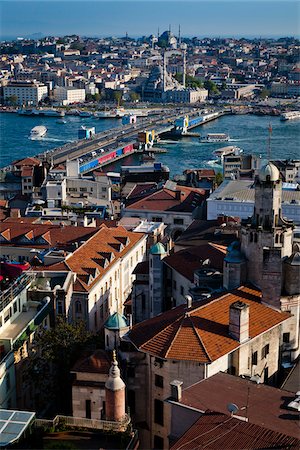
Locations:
223;153;261;180
164;87;208;103
207;178;300;224
53;86;86;105
3;80;48;106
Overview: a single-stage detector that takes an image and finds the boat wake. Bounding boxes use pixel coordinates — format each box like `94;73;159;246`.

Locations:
206;159;222;168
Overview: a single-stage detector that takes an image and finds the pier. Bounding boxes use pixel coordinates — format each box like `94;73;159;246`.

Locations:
37;108;228;174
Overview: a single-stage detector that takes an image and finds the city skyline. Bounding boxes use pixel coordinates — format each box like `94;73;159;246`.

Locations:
1;0;299;40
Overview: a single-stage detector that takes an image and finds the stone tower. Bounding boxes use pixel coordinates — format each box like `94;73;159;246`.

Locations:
241;162;293;309
223;241;246;290
149;242;167;318
105;350;126;422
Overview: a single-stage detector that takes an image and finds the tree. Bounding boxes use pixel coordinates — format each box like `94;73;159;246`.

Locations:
129;92;140;102
204;80;220;95
215;171;224;186
93;92;101;102
85;93;94;102
260;88;270;99
6;95;18;106
174;73;203;89
113;90;123;106
24;318;92;415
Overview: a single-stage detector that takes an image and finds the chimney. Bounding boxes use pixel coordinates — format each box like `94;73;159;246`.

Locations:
170;380;183;402
229;301;249;343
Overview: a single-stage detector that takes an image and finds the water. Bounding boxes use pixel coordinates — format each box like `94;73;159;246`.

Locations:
1;112;300;175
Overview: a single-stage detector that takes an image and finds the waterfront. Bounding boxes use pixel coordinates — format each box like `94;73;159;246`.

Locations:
1;112;300;175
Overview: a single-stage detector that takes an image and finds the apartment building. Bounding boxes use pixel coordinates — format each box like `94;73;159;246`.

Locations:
53;86;86;105
3;81;48;106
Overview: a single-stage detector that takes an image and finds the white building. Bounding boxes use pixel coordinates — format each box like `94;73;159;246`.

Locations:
3;81;48;106
53;86;86;105
165;88;208;103
207;179;300;224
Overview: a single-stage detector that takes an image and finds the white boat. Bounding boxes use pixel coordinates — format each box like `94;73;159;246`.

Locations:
19;108;64;117
200;133;230;143
212;146;242;161
78;111;93;117
280;111;300;121
30;125;47;138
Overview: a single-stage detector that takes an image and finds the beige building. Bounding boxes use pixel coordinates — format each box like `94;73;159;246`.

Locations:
3;80;48;106
123;285;290;449
53;86;86;105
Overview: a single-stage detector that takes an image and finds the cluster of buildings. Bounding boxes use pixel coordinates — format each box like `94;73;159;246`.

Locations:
0;29;300;450
0;33;299;107
0;154;300;449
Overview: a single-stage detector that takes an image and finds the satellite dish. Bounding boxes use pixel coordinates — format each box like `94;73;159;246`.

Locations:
227;403;239;415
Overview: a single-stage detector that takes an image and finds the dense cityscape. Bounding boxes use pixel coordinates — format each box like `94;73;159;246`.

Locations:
0;4;300;450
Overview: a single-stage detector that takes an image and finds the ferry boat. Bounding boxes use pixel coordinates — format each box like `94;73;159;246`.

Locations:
30;125;47;138
199;133;230;143
212;146;242;161
280;111;300;121
18;108;65;117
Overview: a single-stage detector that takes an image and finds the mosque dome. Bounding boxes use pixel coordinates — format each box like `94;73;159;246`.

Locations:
150;242;166;255
224;241;245;263
104;312;128;330
259;162;280;182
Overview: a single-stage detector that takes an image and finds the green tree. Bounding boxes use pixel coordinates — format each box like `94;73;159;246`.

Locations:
113;90;123;106
174;73;203;89
215;171;224;186
6;95;18;106
85;93;94;102
24;318;92;415
129;91;140;102
259;88;270;99
204;80;220;95
93;92;101;102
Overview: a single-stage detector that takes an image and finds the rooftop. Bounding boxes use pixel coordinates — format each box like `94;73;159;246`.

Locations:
177;372;300;439
170;411;300;450
128;286;290;363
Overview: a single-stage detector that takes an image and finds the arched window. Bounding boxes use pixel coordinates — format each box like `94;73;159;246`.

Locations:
275;234;280;244
75;300;82;314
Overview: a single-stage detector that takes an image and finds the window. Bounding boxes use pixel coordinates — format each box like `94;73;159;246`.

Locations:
173;280;177;291
180;285;184;296
94;311;98;328
152;217;162;223
261;344;269;359
154;399;164;426
174;218;184;225
13;302;17;314
252;351;258;366
155;374;164;388
264;367;269;383
283;333;290;343
85;400;91;419
153;436;164;450
127;390;136;415
75;300;82;314
100;305;103;320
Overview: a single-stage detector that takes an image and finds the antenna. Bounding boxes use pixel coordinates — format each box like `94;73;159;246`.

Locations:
268;122;272;160
227;403;239;416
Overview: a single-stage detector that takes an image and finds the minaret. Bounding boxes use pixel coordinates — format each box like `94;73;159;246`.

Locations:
149;242;167;317
178;24;181;46
105;350;126;422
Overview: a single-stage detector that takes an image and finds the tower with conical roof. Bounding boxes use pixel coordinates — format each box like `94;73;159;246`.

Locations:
241;162;293;309
105;350;126;422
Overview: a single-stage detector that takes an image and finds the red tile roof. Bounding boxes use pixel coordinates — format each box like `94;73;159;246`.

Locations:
178;373;300;440
13;157;40;167
125;186;206;213
171;411;300;449
0;221;98;249
164;243;226;281
128;286;290;363
71;349;110;374
43;225;145;292
21;166;34;177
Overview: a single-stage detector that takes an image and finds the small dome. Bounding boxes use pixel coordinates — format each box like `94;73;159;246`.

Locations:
150;242;166;255
224;241;245;263
105;351;125;392
104;312;128;330
259;162;280;182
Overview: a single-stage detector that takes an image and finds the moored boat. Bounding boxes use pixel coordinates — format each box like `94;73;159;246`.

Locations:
200;133;230;143
280;111;300;121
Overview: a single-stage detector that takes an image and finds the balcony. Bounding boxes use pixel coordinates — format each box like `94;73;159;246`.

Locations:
0;273;34;314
